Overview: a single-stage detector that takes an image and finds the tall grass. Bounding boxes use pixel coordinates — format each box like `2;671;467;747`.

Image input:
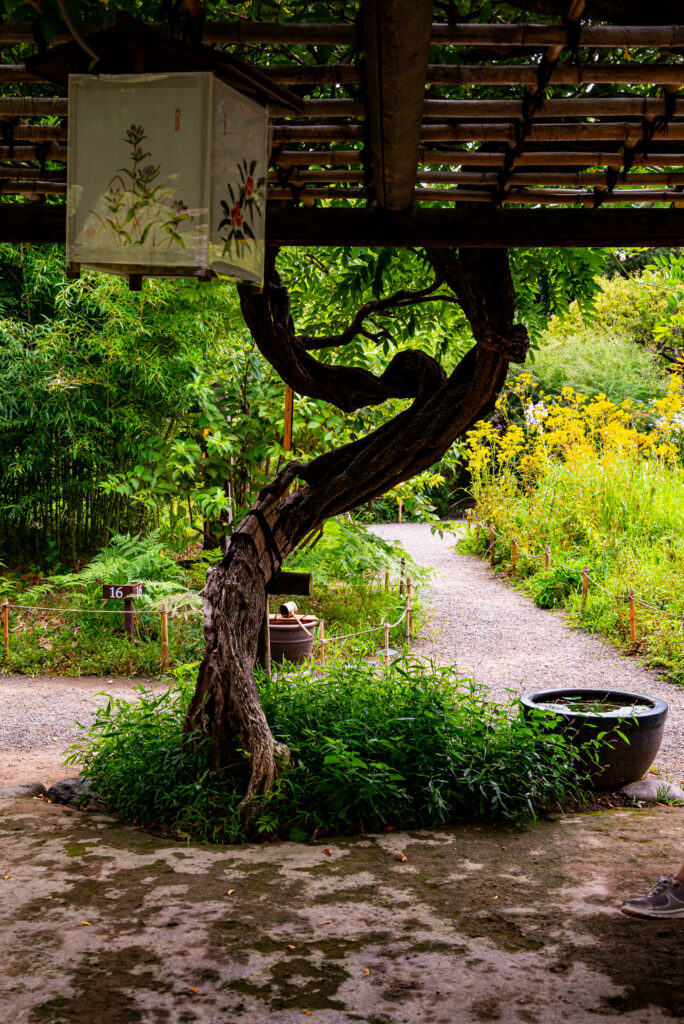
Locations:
462;451;684;683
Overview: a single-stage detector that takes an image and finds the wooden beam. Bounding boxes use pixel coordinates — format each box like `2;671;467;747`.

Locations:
361;0;434;212
420;122;684;143
6;202;684;248
2;20;684;49
262;62;684;87
275;149;364;167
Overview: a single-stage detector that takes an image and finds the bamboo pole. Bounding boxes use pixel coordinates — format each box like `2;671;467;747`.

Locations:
489;526;495;567
399;557;406;595
384;621;390;669
407;576;413;640
629;589;637;645
581;565;589;616
405;589;411;644
544;546;551;571
2;599;9;657
384;569;390;591
511;536;517;576
397;498;403;524
160;606;169;671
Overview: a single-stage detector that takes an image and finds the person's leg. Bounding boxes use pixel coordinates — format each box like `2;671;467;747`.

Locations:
621;866;684;918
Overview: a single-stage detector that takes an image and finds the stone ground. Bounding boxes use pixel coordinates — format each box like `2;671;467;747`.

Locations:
1;523;683;1022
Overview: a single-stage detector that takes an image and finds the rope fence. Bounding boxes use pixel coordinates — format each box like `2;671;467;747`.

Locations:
465;507;683;645
0;570;415;673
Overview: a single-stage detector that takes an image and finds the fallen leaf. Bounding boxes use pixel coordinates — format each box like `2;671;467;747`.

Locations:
226;889;235;896
395;853;407;863
3;875;9;880
288;945;296;950
189;988;198;994
322;920;332;925
363;969;370;978
493;895;499;900
80;921;91;926
301;1012;313;1017
324;848;332;856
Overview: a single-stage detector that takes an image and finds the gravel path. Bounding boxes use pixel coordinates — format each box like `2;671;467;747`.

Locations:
373;522;684;784
0;676;159;787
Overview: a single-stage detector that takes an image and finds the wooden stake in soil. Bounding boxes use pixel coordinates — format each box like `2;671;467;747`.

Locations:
398;498;403;524
405;589;411;644
385;568;390;591
476;521;480;542
628;588;637;644
283;385;294;453
466;508;472;530
544;545;551;571
407;576;414;639
384;621;390;669
511;536;517;576
2;599;8;656
489;526;495;567
160;606;169;671
581;565;589;616
399;557;406;595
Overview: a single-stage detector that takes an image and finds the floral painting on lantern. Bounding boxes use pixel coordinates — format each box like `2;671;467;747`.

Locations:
217;158;266;263
95;123;193;249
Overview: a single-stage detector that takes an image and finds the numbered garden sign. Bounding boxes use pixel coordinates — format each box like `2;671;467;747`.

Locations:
102;583;145;637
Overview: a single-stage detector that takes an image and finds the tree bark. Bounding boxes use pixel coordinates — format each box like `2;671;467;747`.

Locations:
185;246;529;834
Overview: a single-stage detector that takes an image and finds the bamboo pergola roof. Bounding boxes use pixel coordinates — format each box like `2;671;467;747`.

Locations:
4;1;684;247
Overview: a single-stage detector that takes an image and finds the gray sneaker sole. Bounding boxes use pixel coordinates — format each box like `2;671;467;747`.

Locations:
621;904;684;919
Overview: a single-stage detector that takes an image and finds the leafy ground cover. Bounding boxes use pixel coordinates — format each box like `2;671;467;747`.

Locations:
459;373;684;684
68;660;592;843
0;519;424;675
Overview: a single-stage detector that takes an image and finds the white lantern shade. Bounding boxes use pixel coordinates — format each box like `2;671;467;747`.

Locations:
67;72;267;285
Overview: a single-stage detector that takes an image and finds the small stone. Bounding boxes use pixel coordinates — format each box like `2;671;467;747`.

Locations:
621;779;684;804
45;777;105;810
0;781;46;799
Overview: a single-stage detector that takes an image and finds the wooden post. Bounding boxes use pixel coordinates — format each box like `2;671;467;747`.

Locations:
628;588;637;644
466;508;472;530
581;565;589;615
259;594;272;676
2;599;8;657
384;621;390;668
405;589;411;644
544;545;551;571
384;568;390;591
283;384;294;452
511;536;517;576
398;498;403;524
476;521;480;542
319;619;326;665
407;576;413;639
160;606;169;671
489;525;495;567
399;556;406;595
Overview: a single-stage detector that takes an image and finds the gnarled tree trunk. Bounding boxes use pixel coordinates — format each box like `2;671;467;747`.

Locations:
185;246;529;833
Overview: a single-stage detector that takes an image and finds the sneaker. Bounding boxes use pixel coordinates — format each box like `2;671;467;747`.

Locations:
621;875;684;919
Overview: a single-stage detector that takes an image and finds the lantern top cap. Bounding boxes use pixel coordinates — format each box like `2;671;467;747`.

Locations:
25;14;303;113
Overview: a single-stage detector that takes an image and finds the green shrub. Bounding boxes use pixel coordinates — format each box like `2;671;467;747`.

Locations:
70;660;591;843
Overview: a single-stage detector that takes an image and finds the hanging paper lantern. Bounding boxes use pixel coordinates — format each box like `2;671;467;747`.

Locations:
67;72;268;285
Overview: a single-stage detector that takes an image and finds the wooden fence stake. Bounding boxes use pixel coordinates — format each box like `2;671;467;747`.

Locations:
466;508;472;531
2;599;8;657
628;588;637;644
476;522;480;542
283;384;294;452
399;557;406;595
581;565;589;615
407;576;413;639
319;619;326;665
384;621;390;668
511;536;517;576
544;545;551;571
384;568;390;591
489;526;495;567
160;606;169;671
398;498;403;524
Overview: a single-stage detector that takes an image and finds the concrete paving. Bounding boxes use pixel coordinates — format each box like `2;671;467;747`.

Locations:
1;797;682;1023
